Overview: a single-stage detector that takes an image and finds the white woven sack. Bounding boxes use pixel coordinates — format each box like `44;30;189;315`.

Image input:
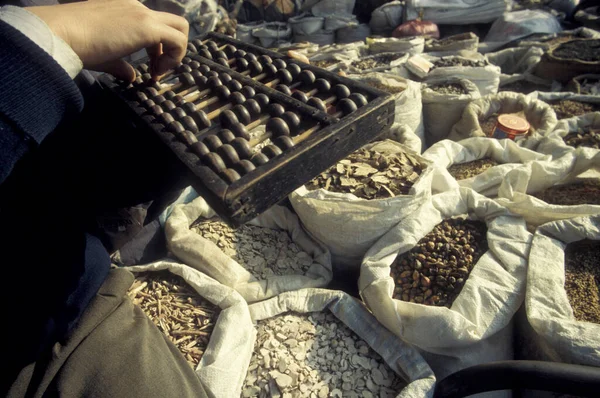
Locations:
349;73;424;151
247;288;437;397
126;260;256;398
522;216;600;366
165;197;333;303
369;1;404;35
422;78;481;148
485;46;546;84
359;187;531;379
367;37;426;56
536;112;600;159
496;147;600;228
422;137;550;197
424;54;501;96
447;91;558;149
406;0;509;24
289;140;434;268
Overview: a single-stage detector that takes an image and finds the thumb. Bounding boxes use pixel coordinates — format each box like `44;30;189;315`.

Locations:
95;59;137;83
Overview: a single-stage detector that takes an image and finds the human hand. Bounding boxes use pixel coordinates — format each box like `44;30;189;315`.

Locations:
27;0;189;82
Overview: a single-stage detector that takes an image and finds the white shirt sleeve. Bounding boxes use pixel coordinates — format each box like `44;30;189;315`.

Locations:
0;5;83;79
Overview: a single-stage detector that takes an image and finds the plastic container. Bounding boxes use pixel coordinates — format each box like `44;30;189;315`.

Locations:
492;114;530;140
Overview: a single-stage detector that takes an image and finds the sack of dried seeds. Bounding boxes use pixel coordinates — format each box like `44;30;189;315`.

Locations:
422;54;501;96
244;288;436;398
125;260;256;397
448;91;558;149
340;52;410;75
496;148;600;229
422;137;550;197
536;112;600;159
528;91;600;121
165;197;332;303
421;78;480;148
518;215;600;367
349;73;424;151
290;140;434;269
359;187;531;380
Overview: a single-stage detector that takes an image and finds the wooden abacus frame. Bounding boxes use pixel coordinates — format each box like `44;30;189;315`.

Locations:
98;32;395;226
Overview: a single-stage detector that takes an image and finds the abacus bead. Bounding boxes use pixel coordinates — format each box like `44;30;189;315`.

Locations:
276;84;292;96
241;86;256;99
262;144;283;159
182;102;196;114
159;112;175;126
192;110;211;129
214;50;227;60
215;85;231;100
203;135;223;151
272;59;287;69
315;78;331;93
189;61;201;70
135;91;148;102
232;104;252;125
187;43;197;53
249;60;263;75
244;99;261;117
229;122;250;141
282;112;301;134
267;117;290;138
276;69;293;85
206;41;219;52
292;91;309;103
218;129;236;143
234;49;247;58
263;63;278;77
254;93;270;109
150;104;164;116
164;91;176;100
220;168;241;184
168;121;185;133
180;72;195;87
205;70;219;78
182;57;192;64
287;63;302;78
199;65;211;74
349;93;368;108
199;49;212;59
228;80;243;92
337;98;357;115
193;74;208;86
178;64;193;74
307;97;326;112
144;87;159;98
141;73;153;82
207;76;222;88
219;110;239;129
218;144;241;166
142;99;156;109
171;107;187;120
202;152;226;173
274;135;295;150
251;152;269;166
258;54;273;64
190;141;210;157
224;44;237;56
137;64;149;73
236;159;256;175
268;103;286;117
236;58;249;71
153;95;166;104
244;53;258;62
231;137;253;159
181;115;199;134
178;130;197;146
334;84;351;99
299;70;316;86
217;58;229;67
229;92;246;105
219;73;233;84
161;100;176;111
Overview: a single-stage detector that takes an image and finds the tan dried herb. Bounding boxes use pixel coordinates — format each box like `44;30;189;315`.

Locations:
447;158;499;180
306;148;425;199
533;179;600;206
564;239;600;324
128;271;220;367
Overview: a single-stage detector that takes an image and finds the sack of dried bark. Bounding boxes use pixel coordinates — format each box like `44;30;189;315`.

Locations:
448;91;558;149
359;187;531;380
422;137;549;197
290;140;434;269
422;54;501;96
165;197;332;303
125;260;256;397
348;73;424;152
245;288;436;397
517;215;600;367
421;78;480;148
496;147;600;229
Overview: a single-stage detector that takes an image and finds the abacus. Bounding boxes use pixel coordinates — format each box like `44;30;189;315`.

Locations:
98;32;394;226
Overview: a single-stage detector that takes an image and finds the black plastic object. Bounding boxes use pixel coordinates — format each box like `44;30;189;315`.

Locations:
98;32;394;226
434;361;600;398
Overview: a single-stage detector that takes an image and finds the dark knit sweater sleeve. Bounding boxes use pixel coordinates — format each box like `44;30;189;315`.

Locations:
0;20;83;185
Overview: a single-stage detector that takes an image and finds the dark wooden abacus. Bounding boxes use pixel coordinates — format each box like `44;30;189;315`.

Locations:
98;32;395;226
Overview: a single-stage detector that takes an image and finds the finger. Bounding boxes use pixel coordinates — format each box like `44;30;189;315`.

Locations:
155;11;189;36
96;59;136;83
151;27;188;78
146;43;162;79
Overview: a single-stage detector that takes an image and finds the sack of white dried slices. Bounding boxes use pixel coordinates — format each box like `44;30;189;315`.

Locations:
165;198;333;303
422;137;550;197
290;140;434;269
245;288;436;397
517;215;600;367
359;188;531;380
126;260;256;398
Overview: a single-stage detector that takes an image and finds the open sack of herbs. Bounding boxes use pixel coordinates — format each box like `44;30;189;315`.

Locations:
496;146;600;228
359;187;531;378
164;196;332;303
422;137;549;197
448;92;558;148
535;112;600;159
290;140;434;269
126;261;256;397
423;55;501;96
522;215;600;367
242;288;436;398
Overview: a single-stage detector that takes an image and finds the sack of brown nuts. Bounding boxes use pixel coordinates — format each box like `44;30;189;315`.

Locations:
518;215;600;367
126;261;256;397
165;196;333;303
496;146;600;229
290;140;434;270
422;137;549;197
359;187;531;380
245;288;436;397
